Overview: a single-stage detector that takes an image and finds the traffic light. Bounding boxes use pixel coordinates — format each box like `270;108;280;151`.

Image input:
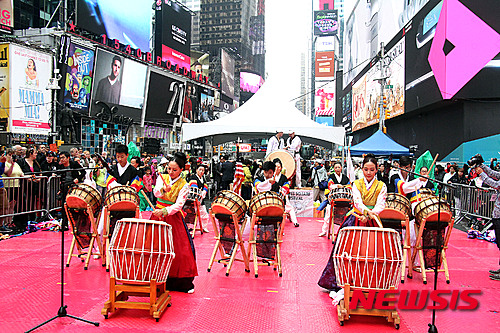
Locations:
383;95;387;108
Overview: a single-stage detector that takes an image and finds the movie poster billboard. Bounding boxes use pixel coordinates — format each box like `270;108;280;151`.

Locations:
0;44;9;121
0;0;13;34
91;48;147;121
9;44;52;134
62;43;94;113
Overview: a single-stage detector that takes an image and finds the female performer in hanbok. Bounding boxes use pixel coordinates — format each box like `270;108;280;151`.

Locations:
152;152;198;293
318;154;387;294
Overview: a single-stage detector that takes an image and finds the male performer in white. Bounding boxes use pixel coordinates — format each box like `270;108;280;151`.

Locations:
286;129;302;188
266;130;284;157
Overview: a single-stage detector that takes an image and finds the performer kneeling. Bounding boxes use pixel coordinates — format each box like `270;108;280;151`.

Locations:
318;154;387;294
152;152;198;293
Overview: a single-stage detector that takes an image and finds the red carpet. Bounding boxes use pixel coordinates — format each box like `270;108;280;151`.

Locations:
0;216;499;332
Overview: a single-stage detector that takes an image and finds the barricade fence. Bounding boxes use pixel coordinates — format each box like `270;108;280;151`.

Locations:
0;175;62;227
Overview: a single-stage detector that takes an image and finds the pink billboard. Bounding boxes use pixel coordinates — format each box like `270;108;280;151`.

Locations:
240;72;264;93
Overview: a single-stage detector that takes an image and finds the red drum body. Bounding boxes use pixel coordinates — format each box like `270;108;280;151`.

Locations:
66;184;102;215
379;193;411;221
105;186;139;211
211;190;247;221
333;227;403;290
109;218;175;284
265;150;296;179
248;191;285;217
414;197;452;225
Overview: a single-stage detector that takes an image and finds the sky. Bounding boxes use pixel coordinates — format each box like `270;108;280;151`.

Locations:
265;0;356;102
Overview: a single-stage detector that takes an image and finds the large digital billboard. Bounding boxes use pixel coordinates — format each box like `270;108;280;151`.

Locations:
313;10;338;36
62;42;95;113
315;81;335;117
405;0;500;112
9;44;52;135
155;0;191;69
221;49;235;99
0;0;13;34
315;51;335;78
240;71;264;94
343;0;430;88
76;0;152;51
90;48;147;121
341;88;352;134
143;69;185;126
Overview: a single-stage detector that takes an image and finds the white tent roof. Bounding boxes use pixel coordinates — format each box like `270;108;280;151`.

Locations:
182;80;345;147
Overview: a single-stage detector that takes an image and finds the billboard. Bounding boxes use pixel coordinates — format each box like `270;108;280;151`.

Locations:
143;69;185;126
316;116;334;127
221;49;235;99
0;44;9;121
190;51;209;78
240;71;264;93
341;88;352;134
0;0;13;34
315;81;335;116
155;1;191;69
316;36;336;52
351;38;405;132
9;44;52;135
315;51;335;78
199;87;216;122
76;0;152;51
343;0;430;88
405;0;500;112
91;48;147;121
313;10;338;36
62;43;95;113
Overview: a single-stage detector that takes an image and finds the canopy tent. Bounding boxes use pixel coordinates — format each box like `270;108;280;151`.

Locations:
182;80;345;147
349;130;410;156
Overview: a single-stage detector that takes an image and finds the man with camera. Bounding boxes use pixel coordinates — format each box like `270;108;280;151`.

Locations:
471;154;500;280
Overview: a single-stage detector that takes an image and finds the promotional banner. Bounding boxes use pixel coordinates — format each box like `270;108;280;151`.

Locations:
63;43;94;112
0;43;9;120
0;0;13;34
313;10;338;36
384;38;405;119
316;36;336;52
315;81;335;116
315;51;335;78
221;48;235;99
289;189;314;217
199;88;217;122
76;0;152;51
9;44;52;134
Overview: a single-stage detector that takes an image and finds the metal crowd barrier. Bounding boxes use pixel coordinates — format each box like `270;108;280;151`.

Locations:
446;183;495;232
0;175;62;227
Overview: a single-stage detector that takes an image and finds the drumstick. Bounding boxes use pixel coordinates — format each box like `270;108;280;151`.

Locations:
140;189;155;210
427;153;439;178
352;212;383;228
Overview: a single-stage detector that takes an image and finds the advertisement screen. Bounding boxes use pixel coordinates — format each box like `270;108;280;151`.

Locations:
316;116;333;126
0;0;13;33
240;72;264;93
182;82;199;123
199;88;216;122
91;48;147;121
316;36;335;52
62;43;94;113
315;51;335;78
405;0;500;112
191;51;209;78
221;49;235;99
76;0;152;51
341;89;352;134
314;10;338;36
0;44;9;120
9;44;52;134
156;1;191;69
343;0;429;88
315;81;335;117
143;70;185;125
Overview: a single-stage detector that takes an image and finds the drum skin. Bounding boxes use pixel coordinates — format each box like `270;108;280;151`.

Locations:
333;227;403;290
248;191;285;217
328;186;353;203
418;188;435;201
187;187;202;202
211;190;247;221
105;186;139;211
265;150;296;179
414;197;452;225
109;219;174;283
66;184;102;215
379;193;411;221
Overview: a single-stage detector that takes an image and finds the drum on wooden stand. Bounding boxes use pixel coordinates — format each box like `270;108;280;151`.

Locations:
333;226;403;290
379;193;411;221
248;191;285;217
211;190;247;221
417;188;436;201
104;185;139;211
109;218;175;283
265;149;296;179
414;197;452;226
66;183;102;216
328;186;353;204
187;187;203;203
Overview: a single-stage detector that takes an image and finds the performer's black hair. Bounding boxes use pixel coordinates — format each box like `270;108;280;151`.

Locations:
362;153;378;166
263;161;276;172
399;155;412;167
116;144;128;155
173;152;187;170
272;158;282;167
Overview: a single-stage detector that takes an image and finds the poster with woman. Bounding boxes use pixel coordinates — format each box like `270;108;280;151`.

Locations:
63;43;94;112
9;44;52;135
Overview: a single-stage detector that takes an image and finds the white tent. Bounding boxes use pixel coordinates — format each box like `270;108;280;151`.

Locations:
182;80;345;147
